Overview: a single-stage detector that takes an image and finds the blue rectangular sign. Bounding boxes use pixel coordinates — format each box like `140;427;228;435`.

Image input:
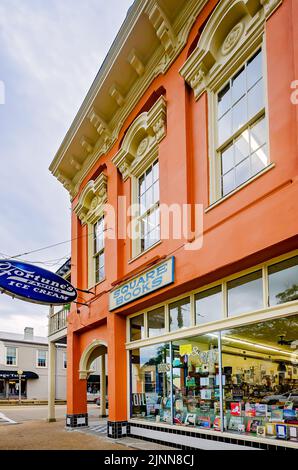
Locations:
109;257;175;311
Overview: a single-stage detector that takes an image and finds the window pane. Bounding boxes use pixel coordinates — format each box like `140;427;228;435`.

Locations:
221;145;234;174
250;117;266;151
222;169;235;196
234;130;250;164
169;297;191;331
232;67;245;104
227;270;263;316
221;315;298;438
218;111;232;146
130;314;145;341
247;50;262;89
139;174;146;195
130;343;171;421
218;83;231;119
268;256;298;306
152;160;159;182
232;96;247;134
195;286;222;324
148;307;165;337
251;145;268;175
248;79;264;119
172;334;219;429
235;157;250;187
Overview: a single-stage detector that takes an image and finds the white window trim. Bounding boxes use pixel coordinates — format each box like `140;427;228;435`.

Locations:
36;349;48;368
131;156;160;258
180;0;278;205
88;214;105;288
5;346;18;366
209;42;271;203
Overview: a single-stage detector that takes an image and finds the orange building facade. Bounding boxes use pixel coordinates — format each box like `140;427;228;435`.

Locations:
50;0;298;449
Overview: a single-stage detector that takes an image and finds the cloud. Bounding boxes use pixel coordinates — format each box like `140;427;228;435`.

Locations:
0;0;132;335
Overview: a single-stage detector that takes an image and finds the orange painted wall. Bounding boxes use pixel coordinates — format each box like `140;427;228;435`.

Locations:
67;0;298;420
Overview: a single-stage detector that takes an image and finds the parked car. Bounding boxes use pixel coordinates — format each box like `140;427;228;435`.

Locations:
262;389;298;406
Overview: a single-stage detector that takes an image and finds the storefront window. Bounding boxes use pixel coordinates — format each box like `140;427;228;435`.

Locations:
172;334;219;429
268;256;298;306
130;343;171;421
221;316;298;438
169;297;191;331
147;307;165;337
130;314;145;342
227;270;263;316
195;286;222;324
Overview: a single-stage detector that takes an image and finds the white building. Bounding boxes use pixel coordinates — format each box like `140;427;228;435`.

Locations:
0;327;66;400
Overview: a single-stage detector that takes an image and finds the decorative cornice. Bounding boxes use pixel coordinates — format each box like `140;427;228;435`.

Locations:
112;95;166;181
260;0;283;19
127;49;145;77
180;0;269;101
109;84;125;107
145;1;176;56
49;0;209;198
74;172;107;224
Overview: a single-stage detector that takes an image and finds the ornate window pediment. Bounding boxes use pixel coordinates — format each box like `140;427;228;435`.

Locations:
74;173;107;225
180;0;283;100
112;95;167;180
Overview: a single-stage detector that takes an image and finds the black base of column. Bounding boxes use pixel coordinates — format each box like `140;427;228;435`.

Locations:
107;420;129;439
66;413;88;427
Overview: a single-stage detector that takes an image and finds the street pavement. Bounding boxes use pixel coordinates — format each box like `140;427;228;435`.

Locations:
0;404;174;450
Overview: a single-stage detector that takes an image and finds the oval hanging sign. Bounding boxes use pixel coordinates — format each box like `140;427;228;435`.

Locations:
0;259;77;306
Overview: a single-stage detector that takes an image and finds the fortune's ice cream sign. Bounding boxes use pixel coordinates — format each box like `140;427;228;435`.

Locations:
0;260;77;305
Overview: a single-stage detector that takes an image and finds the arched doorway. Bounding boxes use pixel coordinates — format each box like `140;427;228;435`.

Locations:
79;340;108;418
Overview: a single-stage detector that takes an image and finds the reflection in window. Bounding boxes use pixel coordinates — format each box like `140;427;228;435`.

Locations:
138;160;160;252
93;217;105;283
227;270;263;316
169;297;191;331
221;315;298;436
195;286;222;324
148;307;165;337
217;50;268;197
130;344;171;421
172;334;219;428
130;314;145;342
268;256;298;305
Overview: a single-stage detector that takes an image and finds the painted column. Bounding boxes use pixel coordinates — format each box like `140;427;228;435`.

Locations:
107;313;127;438
66;331;88;427
47;340;56;422
100;354;107;417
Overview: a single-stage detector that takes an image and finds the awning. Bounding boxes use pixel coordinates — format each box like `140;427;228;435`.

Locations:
0;371;39;380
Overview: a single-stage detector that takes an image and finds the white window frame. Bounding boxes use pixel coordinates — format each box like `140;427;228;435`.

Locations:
63;351;67;369
92;215;105;286
133;158;160;257
211;44;270;202
36;349;47;368
5;346;17;366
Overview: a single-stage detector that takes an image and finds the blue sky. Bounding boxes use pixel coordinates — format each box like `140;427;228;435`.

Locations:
0;0;132;336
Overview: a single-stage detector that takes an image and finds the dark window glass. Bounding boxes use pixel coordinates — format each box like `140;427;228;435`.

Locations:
148;307;165;337
195;286;222;324
227;270;263;316
169;297;191;331
268;256;298;306
130;314;145;341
